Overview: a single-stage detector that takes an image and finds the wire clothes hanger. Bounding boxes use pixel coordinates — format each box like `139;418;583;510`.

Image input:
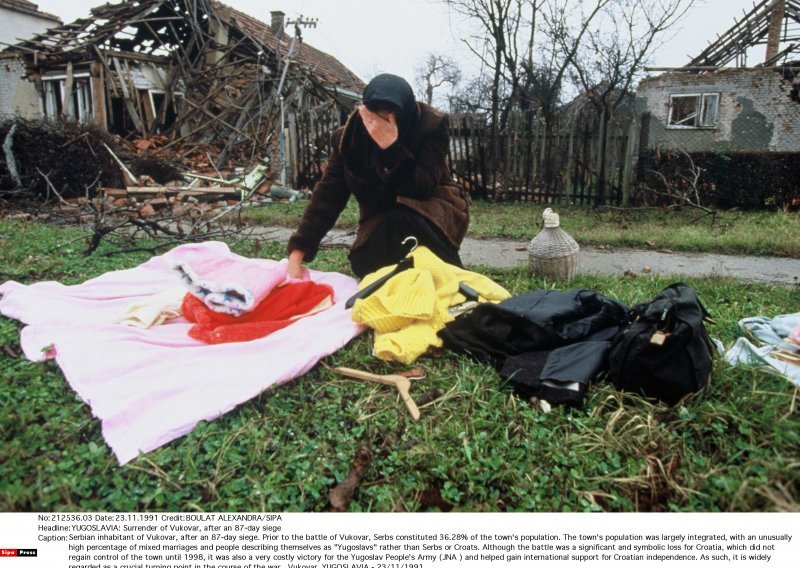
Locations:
344;235;420;309
401;236;418;252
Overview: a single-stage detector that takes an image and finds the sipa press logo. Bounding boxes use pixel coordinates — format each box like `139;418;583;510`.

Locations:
0;549;38;557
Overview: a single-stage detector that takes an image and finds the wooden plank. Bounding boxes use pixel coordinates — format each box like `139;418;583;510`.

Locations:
504;115;513;196
462;116;471;188
182;97;251;140
462;115;473;195
604;114;617;204
123;186;241;196
530;110;540;180
515;112;524;188
446;116;454;174
93;47;119;98
543;119;554;204
214;84;260;168
512;122;520;196
455;117;465;194
112;56;145;134
287;110;299;187
124;58;148;134
476;116;489;200
102;142;137;186
99;188;128;198
174;76;239;132
62;62;74;119
528;112;536;197
538;114;546;187
166;20;198;73
90;62;108;130
579;125;590;204
595;109;606;204
522;110;531;194
454;116;464;193
553;128;562;201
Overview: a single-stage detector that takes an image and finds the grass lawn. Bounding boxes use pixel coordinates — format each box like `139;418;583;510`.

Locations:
0;218;798;512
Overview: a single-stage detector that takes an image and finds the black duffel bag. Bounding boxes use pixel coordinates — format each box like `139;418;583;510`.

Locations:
608;283;714;405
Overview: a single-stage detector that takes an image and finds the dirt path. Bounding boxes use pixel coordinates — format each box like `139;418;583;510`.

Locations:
256;226;800;286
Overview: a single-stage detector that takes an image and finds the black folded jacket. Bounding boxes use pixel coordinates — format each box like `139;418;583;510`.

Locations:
439;289;627;406
500;341;613;406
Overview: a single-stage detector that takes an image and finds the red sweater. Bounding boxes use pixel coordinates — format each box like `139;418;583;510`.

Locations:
183;281;334;344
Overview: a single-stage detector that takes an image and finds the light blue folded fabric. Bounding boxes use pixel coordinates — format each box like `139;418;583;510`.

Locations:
725;337;800;387
738;313;800;345
725;312;800;387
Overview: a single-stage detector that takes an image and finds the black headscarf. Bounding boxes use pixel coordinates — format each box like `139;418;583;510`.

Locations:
362;74;417;136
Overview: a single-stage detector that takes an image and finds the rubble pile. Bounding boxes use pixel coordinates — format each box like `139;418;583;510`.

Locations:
1;118;125;200
1;0;363;195
0;117;310;226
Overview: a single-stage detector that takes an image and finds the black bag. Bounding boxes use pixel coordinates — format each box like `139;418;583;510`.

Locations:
608;283;714;405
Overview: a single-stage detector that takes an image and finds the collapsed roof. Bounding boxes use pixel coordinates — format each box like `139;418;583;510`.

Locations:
686;0;800;68
7;0;363;94
2;0;365;175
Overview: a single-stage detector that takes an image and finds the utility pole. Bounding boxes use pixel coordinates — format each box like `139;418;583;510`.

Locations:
275;15;318;188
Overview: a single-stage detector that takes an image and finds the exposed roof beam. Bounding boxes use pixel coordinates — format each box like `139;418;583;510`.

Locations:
686;0;800;68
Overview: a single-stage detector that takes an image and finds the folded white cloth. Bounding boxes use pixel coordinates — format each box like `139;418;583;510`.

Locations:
116;286;187;328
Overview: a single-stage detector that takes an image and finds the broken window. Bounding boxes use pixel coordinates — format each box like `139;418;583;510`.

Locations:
667;93;719;128
145;90;184;131
42;75;94;122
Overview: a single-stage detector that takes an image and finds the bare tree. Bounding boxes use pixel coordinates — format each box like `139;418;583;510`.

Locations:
442;0;611;192
520;0;611;185
442;0;525;174
414;54;462;108
442;0;693;202
563;0;696;204
449;73;500;114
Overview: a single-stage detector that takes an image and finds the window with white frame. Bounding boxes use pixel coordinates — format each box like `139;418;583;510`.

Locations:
42;74;94;122
145;90;184;131
667;93;719;128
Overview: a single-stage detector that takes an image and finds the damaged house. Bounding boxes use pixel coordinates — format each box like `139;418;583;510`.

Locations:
635;0;800;207
0;0;365;188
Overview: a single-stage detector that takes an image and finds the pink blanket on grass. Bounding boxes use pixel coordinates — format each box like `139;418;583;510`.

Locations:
0;241;364;465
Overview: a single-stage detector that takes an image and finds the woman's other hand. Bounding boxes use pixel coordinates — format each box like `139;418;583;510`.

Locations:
359;105;398;150
287;249;309;281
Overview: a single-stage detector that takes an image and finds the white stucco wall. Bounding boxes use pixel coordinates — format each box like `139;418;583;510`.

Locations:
0;7;58;46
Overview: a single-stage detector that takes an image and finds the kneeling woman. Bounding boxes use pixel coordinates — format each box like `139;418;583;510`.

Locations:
287;73;469;279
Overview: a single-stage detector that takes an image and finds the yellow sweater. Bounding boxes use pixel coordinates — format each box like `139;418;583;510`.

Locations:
351;247;511;364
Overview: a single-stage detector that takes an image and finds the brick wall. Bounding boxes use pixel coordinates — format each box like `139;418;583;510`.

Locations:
0;55;42;119
636;68;800;153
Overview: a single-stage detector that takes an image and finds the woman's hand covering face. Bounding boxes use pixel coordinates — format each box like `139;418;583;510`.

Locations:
358;105;398;150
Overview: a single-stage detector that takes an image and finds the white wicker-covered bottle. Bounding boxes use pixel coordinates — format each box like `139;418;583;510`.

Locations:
528;208;580;282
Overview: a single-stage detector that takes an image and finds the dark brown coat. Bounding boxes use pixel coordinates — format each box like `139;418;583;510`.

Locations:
287;102;469;261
